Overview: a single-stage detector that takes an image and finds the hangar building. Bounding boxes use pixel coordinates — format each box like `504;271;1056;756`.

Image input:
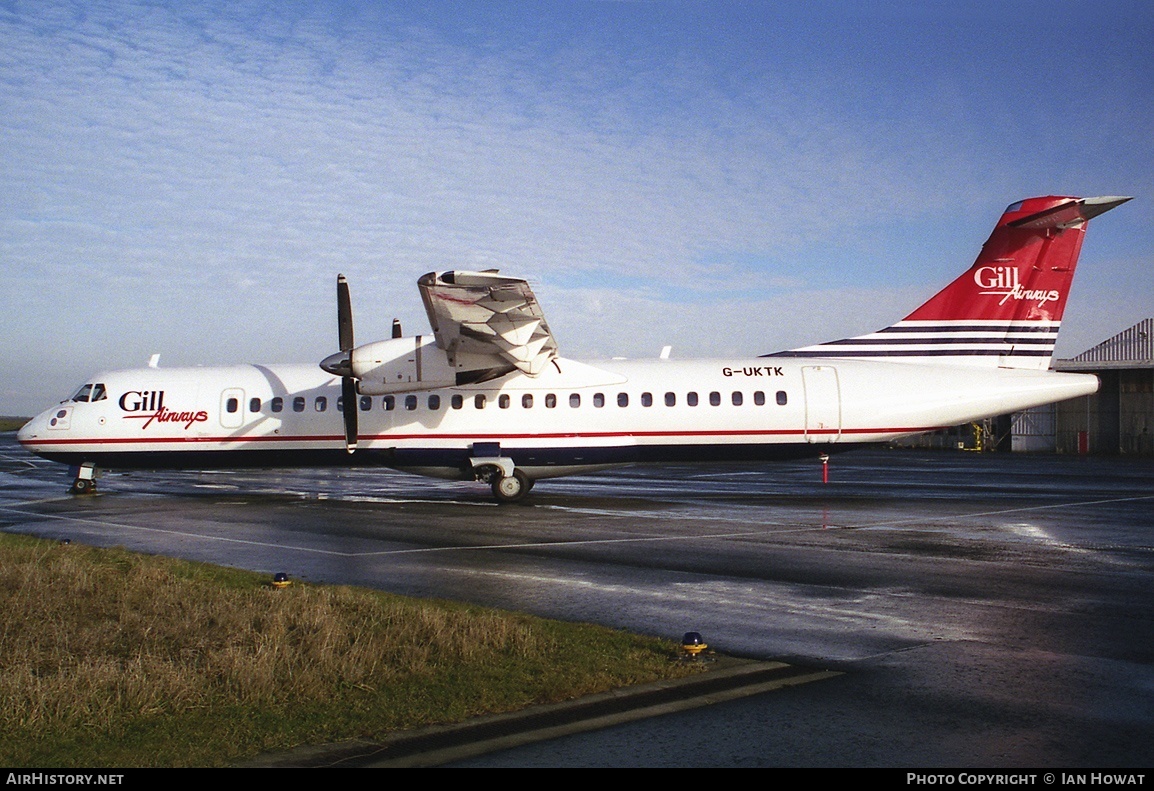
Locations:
1012;318;1154;454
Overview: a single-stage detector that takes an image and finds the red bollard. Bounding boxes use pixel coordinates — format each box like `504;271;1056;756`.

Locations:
820;453;829;484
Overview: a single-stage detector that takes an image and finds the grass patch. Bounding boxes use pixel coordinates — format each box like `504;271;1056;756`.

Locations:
0;532;696;767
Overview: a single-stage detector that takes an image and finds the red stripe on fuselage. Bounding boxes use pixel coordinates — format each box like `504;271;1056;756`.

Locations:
20;425;942;449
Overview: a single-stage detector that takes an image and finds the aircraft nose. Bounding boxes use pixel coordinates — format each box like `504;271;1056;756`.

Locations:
16;414;36;443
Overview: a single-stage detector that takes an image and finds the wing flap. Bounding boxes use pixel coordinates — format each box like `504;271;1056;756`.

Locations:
418;271;559;376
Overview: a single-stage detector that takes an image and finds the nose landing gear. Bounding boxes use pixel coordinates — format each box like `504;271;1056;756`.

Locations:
68;463;99;495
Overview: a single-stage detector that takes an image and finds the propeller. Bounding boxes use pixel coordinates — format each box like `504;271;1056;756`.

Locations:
320;274;358;453
319;276;405;454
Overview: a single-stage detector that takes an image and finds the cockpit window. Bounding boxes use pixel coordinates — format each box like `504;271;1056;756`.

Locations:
70;383;108;402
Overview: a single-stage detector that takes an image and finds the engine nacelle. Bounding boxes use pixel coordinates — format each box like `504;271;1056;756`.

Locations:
351;336;458;395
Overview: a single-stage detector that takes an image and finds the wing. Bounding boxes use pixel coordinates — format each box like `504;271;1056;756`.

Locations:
417;270;560;376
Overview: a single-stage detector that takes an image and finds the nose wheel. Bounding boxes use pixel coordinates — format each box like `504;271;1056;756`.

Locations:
491;470;532;503
70;478;97;495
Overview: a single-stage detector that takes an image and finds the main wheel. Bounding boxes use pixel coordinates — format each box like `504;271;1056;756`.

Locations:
491;470;530;503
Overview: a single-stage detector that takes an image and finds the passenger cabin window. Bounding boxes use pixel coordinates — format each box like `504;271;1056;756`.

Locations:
384;395;395;411
664;392;675;407
428;395;441;410
570;393;581;408
293;397;305;413
405;395;417;411
451;394;463;409
545;394;557;408
315;397;327;411
522;394;533;408
360;396;373;411
641;392;653;407
754;391;765;406
687;392;698;407
709;391;721;406
593;393;604;408
474;394;486;409
336;397;344;412
618;393;629;407
271;397;283;413
226;398;239;413
776;390;788;406
499;394;510;409
249;397;261;413
732;391;743;406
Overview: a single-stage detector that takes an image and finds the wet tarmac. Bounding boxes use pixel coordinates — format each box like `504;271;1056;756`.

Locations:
2;433;1152;767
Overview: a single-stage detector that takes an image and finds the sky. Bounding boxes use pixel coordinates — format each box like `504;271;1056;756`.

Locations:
2;0;1152;416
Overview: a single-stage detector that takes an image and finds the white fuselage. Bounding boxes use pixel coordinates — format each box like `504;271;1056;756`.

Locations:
18;354;1098;481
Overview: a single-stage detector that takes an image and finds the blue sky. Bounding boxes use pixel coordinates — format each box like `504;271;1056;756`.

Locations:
2;0;1152;415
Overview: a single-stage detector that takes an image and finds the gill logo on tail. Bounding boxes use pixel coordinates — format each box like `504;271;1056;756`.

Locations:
974;266;1060;307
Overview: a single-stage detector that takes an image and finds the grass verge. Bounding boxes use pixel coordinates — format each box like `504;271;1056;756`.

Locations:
0;532;697;767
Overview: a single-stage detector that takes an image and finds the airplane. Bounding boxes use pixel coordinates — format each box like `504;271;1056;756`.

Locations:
17;194;1131;502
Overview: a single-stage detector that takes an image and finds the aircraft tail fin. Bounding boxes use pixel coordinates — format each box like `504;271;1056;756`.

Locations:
771;195;1130;370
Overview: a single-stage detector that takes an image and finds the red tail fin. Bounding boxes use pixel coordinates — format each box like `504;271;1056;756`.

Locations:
776;196;1130;370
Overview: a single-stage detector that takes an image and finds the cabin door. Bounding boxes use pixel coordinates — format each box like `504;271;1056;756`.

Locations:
801;366;841;443
220;387;245;429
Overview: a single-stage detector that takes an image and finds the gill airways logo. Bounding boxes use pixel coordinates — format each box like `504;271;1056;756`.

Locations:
973;266;1060;306
119;390;208;430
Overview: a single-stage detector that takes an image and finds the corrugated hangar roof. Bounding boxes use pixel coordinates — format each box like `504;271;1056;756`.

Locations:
1056;318;1154;371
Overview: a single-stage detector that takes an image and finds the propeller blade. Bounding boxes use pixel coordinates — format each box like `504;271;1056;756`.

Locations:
334;275;358;453
342;377;358;453
338;274;354;352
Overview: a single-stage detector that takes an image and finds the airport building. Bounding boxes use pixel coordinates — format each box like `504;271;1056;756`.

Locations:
1015;318;1154;455
898;319;1154;455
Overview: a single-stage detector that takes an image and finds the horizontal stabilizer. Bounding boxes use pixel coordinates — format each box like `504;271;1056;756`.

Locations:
1009;196;1131;230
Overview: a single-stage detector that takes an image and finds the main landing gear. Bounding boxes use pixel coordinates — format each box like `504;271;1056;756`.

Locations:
490;469;533;503
469;454;534;503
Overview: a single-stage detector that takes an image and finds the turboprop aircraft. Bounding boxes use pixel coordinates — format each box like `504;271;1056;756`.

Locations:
17;195;1130;502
